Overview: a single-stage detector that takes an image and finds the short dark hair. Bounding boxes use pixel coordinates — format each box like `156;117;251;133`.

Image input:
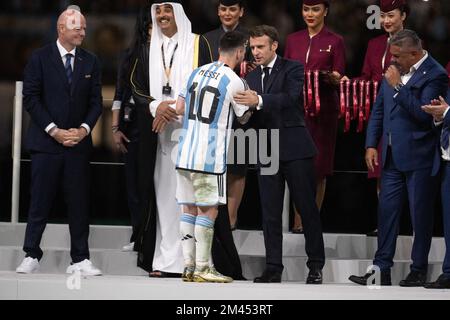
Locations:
389;29;422;51
399;4;410;19
219;31;247;54
249;25;279;43
219;0;244;8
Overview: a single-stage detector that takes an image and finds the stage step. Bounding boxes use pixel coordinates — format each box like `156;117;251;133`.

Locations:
0;223;446;283
0;246;443;283
0;223;132;250
233;230;446;261
239;255;443;284
0;246;146;276
1;223;446;260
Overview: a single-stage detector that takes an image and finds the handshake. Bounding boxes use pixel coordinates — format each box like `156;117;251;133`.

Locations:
50;127;88;147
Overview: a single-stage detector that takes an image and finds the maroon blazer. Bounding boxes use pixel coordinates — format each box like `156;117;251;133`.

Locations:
358;34;391;82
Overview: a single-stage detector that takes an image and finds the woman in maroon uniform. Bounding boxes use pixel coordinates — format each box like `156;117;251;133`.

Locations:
284;0;346;233
356;0;409;236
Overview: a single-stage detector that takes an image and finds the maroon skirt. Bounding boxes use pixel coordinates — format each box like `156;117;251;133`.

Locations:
306;111;339;180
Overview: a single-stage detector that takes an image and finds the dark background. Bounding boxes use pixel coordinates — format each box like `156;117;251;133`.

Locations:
0;0;448;235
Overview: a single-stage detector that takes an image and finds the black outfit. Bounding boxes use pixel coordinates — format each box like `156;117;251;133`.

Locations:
128;42;158;271
203;24;251;71
246;56;325;277
22;43;102;262
135;35;244;280
113;50;142;244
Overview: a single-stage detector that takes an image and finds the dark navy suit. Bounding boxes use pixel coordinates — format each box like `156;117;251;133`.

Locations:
366;55;448;273
246;56;325;273
439;91;450;276
22;42;102;263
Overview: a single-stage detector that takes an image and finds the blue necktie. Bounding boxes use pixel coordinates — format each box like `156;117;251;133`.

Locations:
442;126;449;150
65;53;73;85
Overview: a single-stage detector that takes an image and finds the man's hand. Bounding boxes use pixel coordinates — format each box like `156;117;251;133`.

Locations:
155;100;178;122
247;62;257;73
63;128;88;147
385;65;402;88
52;128;73;145
113;130;130;153
234;90;259;108
365;147;379;173
152;116;169;133
421;96;449;122
153;100;177;132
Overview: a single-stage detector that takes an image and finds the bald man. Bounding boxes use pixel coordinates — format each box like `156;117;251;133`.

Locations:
16;8;103;275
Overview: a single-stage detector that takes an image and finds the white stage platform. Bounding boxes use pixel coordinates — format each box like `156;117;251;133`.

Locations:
1;223;449;300
1;272;449;300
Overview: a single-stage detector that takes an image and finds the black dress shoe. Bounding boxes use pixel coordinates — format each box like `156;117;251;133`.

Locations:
424;274;450;289
399;271;426;287
233;275;247;281
348;271;391;286
254;270;282;283
149;270;182;278
366;229;378;237
306;269;323;284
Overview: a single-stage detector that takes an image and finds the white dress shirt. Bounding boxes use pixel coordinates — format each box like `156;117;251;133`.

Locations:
257;55;278;109
440;108;450;161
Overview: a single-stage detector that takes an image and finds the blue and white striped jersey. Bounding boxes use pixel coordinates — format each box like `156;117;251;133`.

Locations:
176;62;249;174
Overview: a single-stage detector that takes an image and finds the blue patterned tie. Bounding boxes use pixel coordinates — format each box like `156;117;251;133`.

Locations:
442;126;449;150
65;53;73;85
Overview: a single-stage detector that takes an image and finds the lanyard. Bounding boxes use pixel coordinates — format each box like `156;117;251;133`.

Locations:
161;43;179;83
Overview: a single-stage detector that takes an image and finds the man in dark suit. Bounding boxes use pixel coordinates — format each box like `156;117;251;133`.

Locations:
15;8;103;275
349;30;448;287
422;94;450;289
234;25;325;284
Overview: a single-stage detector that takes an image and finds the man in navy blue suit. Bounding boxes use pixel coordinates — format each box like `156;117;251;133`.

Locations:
234;25;325;284
422;94;450;289
16;7;103;275
349;30;448;287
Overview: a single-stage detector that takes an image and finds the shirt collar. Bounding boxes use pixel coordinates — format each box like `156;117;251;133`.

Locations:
261;55;277;72
56;40;76;58
222;23;239;33
162;32;179;46
309;26;327;39
409;50;428;74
